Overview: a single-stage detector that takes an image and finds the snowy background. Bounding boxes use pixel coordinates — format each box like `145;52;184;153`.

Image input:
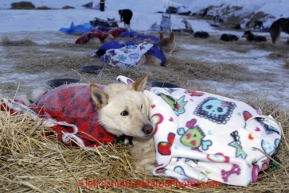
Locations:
0;0;289;109
0;0;288;32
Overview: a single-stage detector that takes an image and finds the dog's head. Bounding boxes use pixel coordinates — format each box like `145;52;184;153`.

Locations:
181;18;187;23
242;30;252;38
156;32;176;58
90;74;153;138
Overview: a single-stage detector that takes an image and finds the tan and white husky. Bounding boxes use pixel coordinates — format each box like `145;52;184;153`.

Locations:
90;74;156;174
137;32;177;67
90;74;153;138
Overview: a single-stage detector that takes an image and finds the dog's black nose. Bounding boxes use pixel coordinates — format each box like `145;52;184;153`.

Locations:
142;124;153;135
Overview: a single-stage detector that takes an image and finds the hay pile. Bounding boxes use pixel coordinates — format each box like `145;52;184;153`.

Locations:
0;93;288;192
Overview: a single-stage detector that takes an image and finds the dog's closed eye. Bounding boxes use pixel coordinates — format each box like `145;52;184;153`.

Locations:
121;110;129;116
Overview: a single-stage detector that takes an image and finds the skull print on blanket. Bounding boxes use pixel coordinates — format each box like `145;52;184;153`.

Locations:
146;87;281;186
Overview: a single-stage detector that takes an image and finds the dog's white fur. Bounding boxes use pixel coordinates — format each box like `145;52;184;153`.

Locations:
90;74;156;174
130;135;156;174
181;18;193;31
136;32;177;67
90;74;153;138
90;74;156;173
17;88;46;106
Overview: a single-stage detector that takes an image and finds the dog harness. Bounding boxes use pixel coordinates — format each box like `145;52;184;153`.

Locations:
117;75;282;187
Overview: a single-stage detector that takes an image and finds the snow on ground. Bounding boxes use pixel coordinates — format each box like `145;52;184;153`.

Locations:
1;0;288;29
0;0;289;109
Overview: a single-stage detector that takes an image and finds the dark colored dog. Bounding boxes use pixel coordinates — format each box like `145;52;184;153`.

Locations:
245;21;252;29
269;18;289;43
242;30;267;42
254;21;264;30
220;34;239;42
194;31;210;38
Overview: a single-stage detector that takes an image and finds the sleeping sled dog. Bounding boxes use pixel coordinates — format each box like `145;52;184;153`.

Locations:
20;74;280;186
137;32;177;67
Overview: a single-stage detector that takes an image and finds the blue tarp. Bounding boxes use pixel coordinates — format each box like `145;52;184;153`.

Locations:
59;22;93;35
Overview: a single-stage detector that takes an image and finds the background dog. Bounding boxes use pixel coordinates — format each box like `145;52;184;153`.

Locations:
254;20;264;30
269;18;289;43
194;31;210;38
137;32;176;67
220;33;239;42
181;18;194;34
242;30;267;42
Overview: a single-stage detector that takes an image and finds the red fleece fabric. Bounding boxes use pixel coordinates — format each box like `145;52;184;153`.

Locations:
30;83;115;148
75;28;127;44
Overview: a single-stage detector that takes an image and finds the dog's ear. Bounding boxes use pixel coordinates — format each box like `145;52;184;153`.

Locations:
90;84;109;109
169;32;174;41
131;74;148;91
159;32;164;40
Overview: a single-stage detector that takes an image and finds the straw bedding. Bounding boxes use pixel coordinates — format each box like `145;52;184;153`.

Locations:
1;93;288;192
1;34;289;192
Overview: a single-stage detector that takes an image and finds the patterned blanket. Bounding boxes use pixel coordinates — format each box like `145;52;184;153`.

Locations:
104;41;153;68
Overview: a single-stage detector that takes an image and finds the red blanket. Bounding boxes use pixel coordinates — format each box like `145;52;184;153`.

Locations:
4;83;116;148
75;28;127;44
32;83;115;147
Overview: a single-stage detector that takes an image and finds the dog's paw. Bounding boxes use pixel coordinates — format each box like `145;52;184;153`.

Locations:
133;156;155;175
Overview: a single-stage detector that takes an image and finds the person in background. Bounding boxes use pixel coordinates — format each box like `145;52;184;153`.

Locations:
118;9;133;31
100;0;105;11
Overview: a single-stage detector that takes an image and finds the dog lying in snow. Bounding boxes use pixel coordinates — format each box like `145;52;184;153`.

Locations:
220;34;239;42
194;31;210;38
242;30;267;42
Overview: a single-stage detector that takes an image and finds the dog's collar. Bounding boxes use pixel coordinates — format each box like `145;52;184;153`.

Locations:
115;135;134;145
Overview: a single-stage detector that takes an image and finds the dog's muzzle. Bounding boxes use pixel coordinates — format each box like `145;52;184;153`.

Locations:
142;124;153;135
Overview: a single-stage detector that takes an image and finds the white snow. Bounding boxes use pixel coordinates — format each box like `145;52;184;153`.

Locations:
0;0;289;109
